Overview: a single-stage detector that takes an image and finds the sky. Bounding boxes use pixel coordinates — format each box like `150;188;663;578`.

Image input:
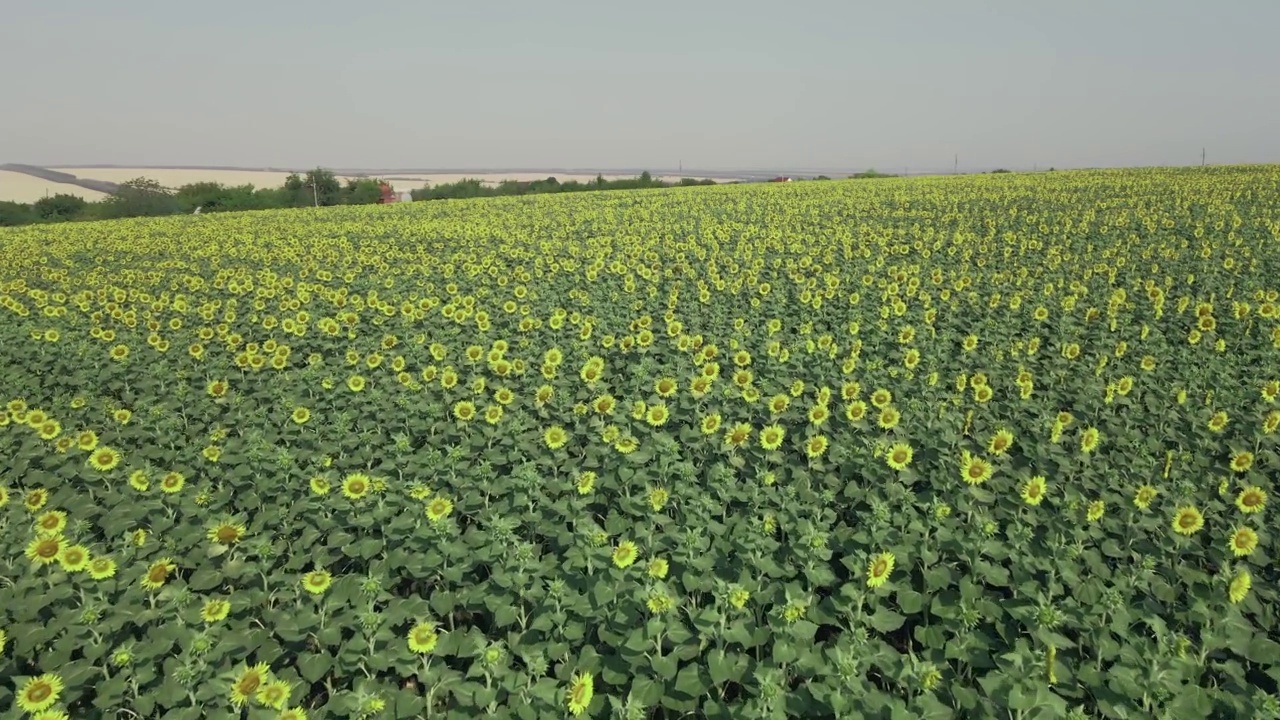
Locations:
1;0;1278;172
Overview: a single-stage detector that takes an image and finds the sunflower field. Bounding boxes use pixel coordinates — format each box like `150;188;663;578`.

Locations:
1;166;1278;719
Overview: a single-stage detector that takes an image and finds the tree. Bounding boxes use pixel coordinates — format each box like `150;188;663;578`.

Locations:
98;177;181;219
32;193;88;221
0;200;35;226
303;168;342;207
341;178;385;205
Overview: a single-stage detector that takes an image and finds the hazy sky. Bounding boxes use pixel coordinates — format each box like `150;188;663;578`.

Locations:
2;0;1277;171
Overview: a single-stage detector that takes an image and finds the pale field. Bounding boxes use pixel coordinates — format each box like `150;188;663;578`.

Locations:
384;173;718;187
2;168;727;204
0;170;108;203
54;168;366;191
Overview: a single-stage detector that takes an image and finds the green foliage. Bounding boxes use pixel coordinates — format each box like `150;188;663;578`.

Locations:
0;200;35;226
2;166;1277;718
341;178;386;206
32;193;89;222
2;169;402;225
409;173;714;201
96;178;183;220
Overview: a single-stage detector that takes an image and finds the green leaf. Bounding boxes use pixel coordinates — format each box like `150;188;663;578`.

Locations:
673;664;707;698
652;654;678;681
298;652;332;683
897;589;925;615
868;607;906;633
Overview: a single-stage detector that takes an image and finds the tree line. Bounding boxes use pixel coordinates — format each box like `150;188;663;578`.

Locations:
0;169;718;227
408;172;715;201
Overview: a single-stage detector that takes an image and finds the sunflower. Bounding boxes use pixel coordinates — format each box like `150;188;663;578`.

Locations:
1022;476;1047;506
1086;500;1105;522
58;544;90;572
290;407;311;424
1228;527;1258;557
426;496;453;523
808;404;831;426
960;452;993;486
301;570;333;595
805;435;830;459
845;400;868;422
1172;506;1205;536
973;385;994;403
346;375;366;392
278;708;309;720
866;552;896;588
768;394;791;414
759;424;785;451
88;556;117;580
230;663;271;708
867;388;891;409
15;673;64;714
544;425;569;450
576;471;597;495
877;406;901;429
38;420;61;440
648;487;669;511
1134;484;1158;510
724;422;752;448
0;486;7;508
1229;571;1252;604
342;473;371;500
700;413;723;435
566;671;594;716
88;446;122;472
35;510;68;535
654;377;678;397
141;558;177;591
987;429;1014;455
408;621;439;654
207;379;229;398
1207;411;1229;433
202;597;232;623
885;442;913;470
256;680;292;710
646;558;669;579
25;535;63;566
160;471;185;494
1079;427;1101;453
1229;451;1254;473
1235;486;1266;514
208;522;246;545
612;541;639;569
451;400;476;423
1264;410;1280;434
645;403;670;427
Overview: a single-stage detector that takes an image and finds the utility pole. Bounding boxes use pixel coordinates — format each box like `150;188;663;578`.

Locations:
954;154;958;174
1201;148;1206;167
312;176;318;207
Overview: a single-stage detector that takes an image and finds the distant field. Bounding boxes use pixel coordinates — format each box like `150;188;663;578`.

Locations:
55;168;719;192
384;172;716;186
2;167;728;204
53;168;366;193
0;170;108;203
